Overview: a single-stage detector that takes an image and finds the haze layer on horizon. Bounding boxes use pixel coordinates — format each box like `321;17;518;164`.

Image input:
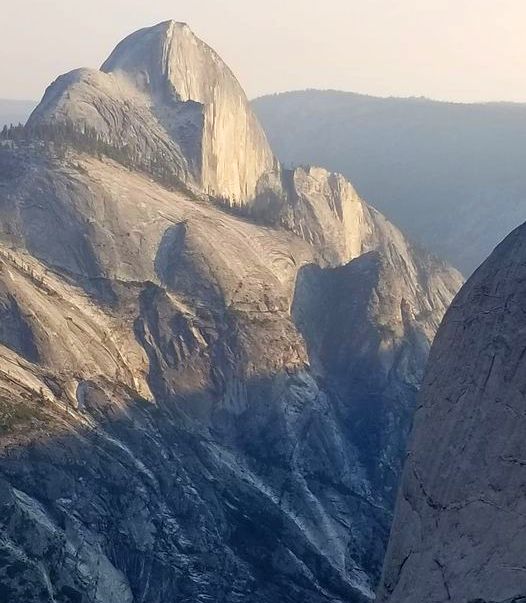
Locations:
2;0;526;104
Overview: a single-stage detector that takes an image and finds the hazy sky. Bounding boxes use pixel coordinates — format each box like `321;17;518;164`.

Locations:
2;0;526;103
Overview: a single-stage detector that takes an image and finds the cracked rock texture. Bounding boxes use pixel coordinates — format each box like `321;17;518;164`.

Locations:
0;21;462;603
377;222;526;603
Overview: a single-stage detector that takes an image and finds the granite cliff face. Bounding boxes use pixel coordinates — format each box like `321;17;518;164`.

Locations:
0;21;462;603
377;223;526;602
28;20;277;206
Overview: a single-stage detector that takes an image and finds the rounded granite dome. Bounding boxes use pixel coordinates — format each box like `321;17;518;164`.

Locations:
29;20;277;205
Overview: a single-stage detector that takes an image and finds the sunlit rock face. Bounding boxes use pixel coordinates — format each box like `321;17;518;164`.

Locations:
377;223;526;603
29;20;277;206
0;21;462;603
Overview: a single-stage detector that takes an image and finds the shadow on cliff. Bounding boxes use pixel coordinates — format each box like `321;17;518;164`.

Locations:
0;358;382;603
291;254;421;506
0;226;398;603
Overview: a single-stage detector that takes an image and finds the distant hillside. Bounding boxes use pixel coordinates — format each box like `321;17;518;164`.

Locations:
253;90;526;274
0;99;36;128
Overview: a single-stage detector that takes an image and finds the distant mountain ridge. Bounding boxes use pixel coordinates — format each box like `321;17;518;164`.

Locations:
253;89;526;274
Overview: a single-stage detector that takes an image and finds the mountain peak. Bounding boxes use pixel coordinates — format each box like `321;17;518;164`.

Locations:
29;21;276;205
101;20;195;70
100;20;214;96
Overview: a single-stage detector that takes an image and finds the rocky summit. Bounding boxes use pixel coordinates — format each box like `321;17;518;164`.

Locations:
28;20;277;207
377;221;526;602
0;21;461;603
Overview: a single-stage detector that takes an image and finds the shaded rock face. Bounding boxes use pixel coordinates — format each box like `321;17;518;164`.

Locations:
0;21;462;603
377;223;526;603
292;246;449;509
